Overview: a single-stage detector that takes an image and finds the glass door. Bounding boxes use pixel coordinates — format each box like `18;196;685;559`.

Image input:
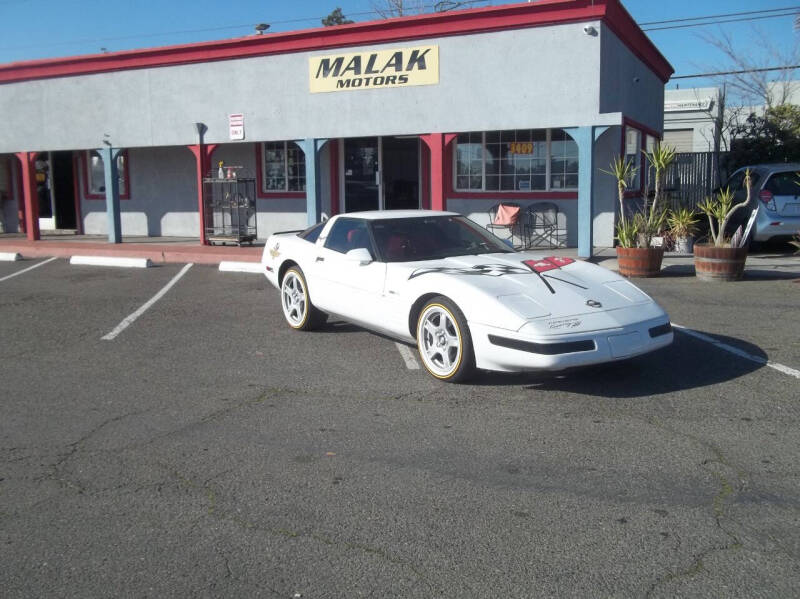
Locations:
343;137;379;213
382;136;420;210
35;153;56;231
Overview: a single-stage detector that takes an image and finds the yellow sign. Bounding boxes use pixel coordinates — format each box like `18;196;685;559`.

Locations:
508;142;534;155
309;45;439;93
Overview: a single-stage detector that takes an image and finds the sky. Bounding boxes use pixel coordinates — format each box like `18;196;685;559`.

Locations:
0;0;798;102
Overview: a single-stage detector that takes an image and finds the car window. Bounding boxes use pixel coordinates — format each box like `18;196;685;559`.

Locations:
764;172;800;196
371;215;513;263
324;218;375;255
297;221;325;243
725;170;761;193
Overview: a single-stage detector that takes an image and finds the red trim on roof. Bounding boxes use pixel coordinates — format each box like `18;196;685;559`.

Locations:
0;0;672;85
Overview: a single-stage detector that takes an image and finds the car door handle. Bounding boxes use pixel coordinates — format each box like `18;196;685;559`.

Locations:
316;256;325;262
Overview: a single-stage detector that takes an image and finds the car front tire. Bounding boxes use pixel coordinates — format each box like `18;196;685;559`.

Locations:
416;296;475;383
280;266;326;331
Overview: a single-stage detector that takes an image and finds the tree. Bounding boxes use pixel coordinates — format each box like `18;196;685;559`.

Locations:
700;28;799;108
728;103;800;168
321;7;354;26
371;0;427;18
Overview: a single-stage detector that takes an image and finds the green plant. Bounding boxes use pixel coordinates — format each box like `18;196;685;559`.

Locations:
667;207;699;238
697;169;752;247
640;144;677;247
602;157;638;248
615;217;639;249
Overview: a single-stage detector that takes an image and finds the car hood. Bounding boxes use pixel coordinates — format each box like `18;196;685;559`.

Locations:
390;252;657;327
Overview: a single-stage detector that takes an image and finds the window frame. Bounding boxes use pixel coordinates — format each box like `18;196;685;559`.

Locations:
256;141;307;199
82;150;130;200
451;128;579;196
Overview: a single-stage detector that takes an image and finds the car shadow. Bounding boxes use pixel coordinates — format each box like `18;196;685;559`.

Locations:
469;329;768;398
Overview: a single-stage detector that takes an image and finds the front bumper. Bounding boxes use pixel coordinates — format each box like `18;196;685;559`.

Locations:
470;316;673;372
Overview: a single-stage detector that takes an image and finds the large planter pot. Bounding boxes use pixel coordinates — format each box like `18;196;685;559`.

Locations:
616;247;665;278
693;243;747;282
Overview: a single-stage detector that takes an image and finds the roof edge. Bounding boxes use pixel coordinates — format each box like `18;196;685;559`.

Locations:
0;0;672;84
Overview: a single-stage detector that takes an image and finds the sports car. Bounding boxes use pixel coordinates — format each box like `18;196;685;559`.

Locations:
261;210;673;382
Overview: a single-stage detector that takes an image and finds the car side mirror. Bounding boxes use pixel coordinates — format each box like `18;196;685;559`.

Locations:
345;247;373;265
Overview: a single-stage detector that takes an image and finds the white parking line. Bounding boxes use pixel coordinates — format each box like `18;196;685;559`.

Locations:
102;263;193;341
395;342;420;369
0;257;57;282
673;323;800;380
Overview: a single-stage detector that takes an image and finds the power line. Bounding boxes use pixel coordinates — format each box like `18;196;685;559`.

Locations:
638;5;800;27
643;11;799;32
672;65;800;80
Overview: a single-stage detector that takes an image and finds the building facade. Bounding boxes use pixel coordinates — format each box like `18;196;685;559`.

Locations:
0;0;672;256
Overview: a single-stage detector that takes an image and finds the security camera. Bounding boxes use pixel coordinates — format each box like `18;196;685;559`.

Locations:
632;76;641;84
583;25;597;36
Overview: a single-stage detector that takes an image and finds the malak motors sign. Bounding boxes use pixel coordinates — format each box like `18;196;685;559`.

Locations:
309;45;439;93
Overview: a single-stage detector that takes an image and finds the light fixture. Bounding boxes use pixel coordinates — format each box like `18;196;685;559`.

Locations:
583;25;597;36
255;23;270;35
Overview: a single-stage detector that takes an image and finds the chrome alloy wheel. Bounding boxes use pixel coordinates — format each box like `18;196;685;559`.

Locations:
418;304;463;378
281;270;308;328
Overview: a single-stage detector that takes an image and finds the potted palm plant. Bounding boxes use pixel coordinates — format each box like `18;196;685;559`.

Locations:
667;207;698;254
603;144;676;277
694;170;752;281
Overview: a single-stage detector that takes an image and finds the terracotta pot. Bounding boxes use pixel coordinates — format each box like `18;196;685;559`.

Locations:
693;243;747;282
616;246;664;278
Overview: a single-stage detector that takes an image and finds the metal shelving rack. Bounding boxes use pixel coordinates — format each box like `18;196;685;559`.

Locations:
202;171;257;246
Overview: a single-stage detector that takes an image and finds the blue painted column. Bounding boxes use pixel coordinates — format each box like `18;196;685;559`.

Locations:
565;127;607;259
97;146;122;243
296;138;328;227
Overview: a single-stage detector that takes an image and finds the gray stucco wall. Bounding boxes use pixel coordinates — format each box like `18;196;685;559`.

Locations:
0;19;657;154
599;26;665;134
80;143;307;238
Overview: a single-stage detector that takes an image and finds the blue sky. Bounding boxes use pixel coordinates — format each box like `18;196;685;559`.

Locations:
0;0;797;100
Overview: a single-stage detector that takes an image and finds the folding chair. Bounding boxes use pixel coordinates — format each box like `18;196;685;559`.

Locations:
525;202;565;248
486;202;523;248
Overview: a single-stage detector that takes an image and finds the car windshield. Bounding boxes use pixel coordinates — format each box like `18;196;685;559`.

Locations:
371;215;514;262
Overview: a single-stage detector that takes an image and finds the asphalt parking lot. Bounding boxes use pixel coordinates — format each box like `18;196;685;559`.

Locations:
1;256;799;598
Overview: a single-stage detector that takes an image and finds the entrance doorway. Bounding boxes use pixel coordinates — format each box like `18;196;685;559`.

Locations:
36;151;77;231
342;137;420;213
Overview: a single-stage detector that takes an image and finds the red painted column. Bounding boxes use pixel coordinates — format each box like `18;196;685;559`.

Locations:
14;151;39;241
419;133;455;212
188;144;218;245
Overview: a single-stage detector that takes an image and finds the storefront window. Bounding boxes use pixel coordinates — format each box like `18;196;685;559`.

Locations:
454;129;577;192
455;132;483;191
86;151;128;196
262;141;306;192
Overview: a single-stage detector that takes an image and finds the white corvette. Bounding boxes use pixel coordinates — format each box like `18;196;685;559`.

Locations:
261;210;673;382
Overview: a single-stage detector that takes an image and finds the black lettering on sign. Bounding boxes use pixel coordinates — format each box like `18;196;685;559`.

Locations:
364;54;380;75
405;49;430;71
398;74;409;84
381;52;404;73
342;56;362;76
316;57;344;78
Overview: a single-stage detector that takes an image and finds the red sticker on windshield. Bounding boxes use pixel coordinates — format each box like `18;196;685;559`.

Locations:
522;256;575;273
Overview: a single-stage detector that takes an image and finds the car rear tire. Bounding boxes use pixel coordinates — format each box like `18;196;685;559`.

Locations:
280;266;326;331
416;296;475;383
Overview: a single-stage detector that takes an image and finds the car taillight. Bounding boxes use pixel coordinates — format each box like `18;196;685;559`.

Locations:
759;190;773;204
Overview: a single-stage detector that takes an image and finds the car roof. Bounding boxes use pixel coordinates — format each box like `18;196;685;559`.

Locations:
333;210;459;221
735;163;800;174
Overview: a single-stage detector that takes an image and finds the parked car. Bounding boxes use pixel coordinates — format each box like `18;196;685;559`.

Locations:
261;210;673;382
723;164;800;244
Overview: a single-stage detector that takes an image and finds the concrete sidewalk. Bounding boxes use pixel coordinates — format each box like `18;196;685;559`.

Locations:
2;233;799;274
0;234;262;265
